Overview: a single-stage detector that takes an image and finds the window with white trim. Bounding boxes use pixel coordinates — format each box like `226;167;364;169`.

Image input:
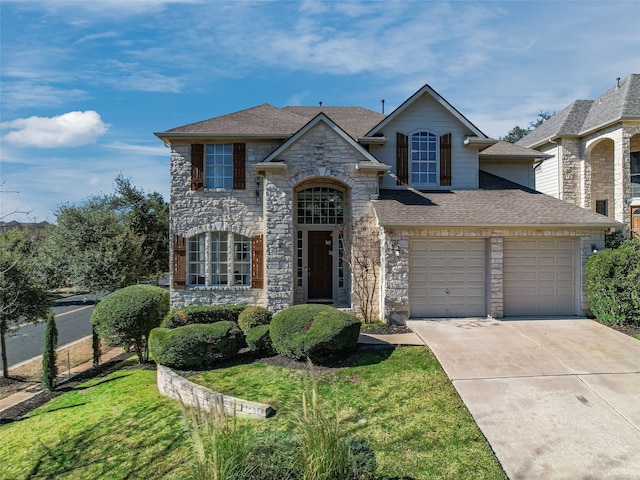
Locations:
410;131;438;185
631;151;640;198
188;234;206;285
186;231;250;286
205;144;233;189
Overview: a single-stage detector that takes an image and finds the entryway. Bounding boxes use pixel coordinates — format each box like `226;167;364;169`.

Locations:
307;230;333;301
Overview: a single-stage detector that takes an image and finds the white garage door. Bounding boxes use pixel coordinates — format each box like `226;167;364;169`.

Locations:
409;239;486;317
503;238;576;316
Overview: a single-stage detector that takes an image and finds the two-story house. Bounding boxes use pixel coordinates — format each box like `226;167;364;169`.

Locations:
155;84;618;324
517;73;640;237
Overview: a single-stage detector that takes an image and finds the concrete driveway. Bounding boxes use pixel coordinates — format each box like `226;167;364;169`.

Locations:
407;317;640;480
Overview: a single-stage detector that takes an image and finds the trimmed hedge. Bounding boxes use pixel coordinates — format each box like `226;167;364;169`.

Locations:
585;238;640;326
238;306;272;335
246;324;275;356
161;305;246;329
91;284;169;363
149;322;245;369
270;304;361;361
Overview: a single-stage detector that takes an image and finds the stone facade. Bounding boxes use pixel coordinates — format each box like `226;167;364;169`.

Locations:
157;365;274;419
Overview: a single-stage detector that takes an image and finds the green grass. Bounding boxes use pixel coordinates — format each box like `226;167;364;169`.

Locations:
191;347;506;479
1;348;506;480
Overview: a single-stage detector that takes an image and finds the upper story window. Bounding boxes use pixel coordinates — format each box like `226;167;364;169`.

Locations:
411;131;438;185
397;131;450;187
631;151;640;198
190;143;245;191
206;144;233;189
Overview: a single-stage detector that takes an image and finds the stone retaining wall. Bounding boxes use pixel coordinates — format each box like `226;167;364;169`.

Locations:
157;364;274;419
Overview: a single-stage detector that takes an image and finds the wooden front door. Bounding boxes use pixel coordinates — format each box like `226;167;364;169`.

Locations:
632;207;640;238
308;231;333;300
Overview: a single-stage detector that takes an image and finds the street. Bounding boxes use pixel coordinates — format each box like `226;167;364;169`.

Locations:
3;294;97;368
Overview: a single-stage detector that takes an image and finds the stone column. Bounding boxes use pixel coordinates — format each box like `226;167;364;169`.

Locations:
489;236;504;318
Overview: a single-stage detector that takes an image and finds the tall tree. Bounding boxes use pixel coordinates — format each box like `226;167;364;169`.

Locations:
39;177;169;293
108;175;170;281
0;229;51;378
501;111;555;143
41;310;58;391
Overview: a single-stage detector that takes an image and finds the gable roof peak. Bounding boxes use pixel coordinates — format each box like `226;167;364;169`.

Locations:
366;82;488;138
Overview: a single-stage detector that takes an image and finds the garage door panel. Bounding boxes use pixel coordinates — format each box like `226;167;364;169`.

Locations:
410;239;486;317
504;238;576;316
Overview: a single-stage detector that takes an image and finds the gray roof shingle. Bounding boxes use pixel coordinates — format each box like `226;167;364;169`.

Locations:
157;104;386;139
517;74;640;148
373;171;620;228
480;140;551;158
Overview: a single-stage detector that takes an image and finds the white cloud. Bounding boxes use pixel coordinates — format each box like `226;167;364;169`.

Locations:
106;141;168;156
2;111;110;148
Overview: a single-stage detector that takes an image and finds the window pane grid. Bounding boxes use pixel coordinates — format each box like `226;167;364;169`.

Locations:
296;230;303;287
411;131;437;185
632;152;640;198
297;187;344;224
188;234;206;285
205;144;232;189
210;232;228;285
233;233;250;286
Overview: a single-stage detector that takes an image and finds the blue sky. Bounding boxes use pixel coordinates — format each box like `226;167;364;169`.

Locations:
1;0;639;222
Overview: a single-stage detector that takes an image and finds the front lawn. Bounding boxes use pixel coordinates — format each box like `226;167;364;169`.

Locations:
1;347;506;479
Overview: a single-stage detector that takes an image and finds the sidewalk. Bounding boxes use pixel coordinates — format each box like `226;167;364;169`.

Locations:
0;346;124;415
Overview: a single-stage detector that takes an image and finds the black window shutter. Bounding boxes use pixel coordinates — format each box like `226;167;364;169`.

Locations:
173;235;187;289
396;133;408;185
440;133;452;186
233;143;246;190
251;234;264;289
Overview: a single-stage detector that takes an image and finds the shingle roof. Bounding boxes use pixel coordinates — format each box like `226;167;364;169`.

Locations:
157;104;386;139
517;74;640;148
373;171;620;228
479;140;551;159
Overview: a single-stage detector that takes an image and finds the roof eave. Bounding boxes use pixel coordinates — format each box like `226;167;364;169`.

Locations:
154;132;292;143
463;137;498;151
376;222;620;229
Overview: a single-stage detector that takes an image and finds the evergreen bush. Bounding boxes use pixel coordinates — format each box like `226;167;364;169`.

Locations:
91;284;169;363
237;306;272;335
270;304;361;361
149;322;245;369
586;238;640;326
162;305;246;329
245;324;275;356
41;310;58;391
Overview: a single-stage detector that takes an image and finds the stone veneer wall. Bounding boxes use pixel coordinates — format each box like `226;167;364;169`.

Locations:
588;140;615;216
382;227;605;322
560;138;582;206
157;365;274;419
169;141;277;308
168;122;381;317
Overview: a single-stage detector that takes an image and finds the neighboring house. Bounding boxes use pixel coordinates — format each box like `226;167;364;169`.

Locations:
517;73;640;237
155;84;618;323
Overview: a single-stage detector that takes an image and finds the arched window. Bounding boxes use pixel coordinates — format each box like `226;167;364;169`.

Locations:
411;131;438;185
297;187;344;224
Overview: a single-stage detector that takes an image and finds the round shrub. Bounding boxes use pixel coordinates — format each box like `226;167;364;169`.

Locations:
149;322;245;369
346;437;377;480
161;305;246;328
239;431;299;480
238;306;272;335
586;238;640;326
245;324;275;356
270;304;361;361
91;284;169;363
